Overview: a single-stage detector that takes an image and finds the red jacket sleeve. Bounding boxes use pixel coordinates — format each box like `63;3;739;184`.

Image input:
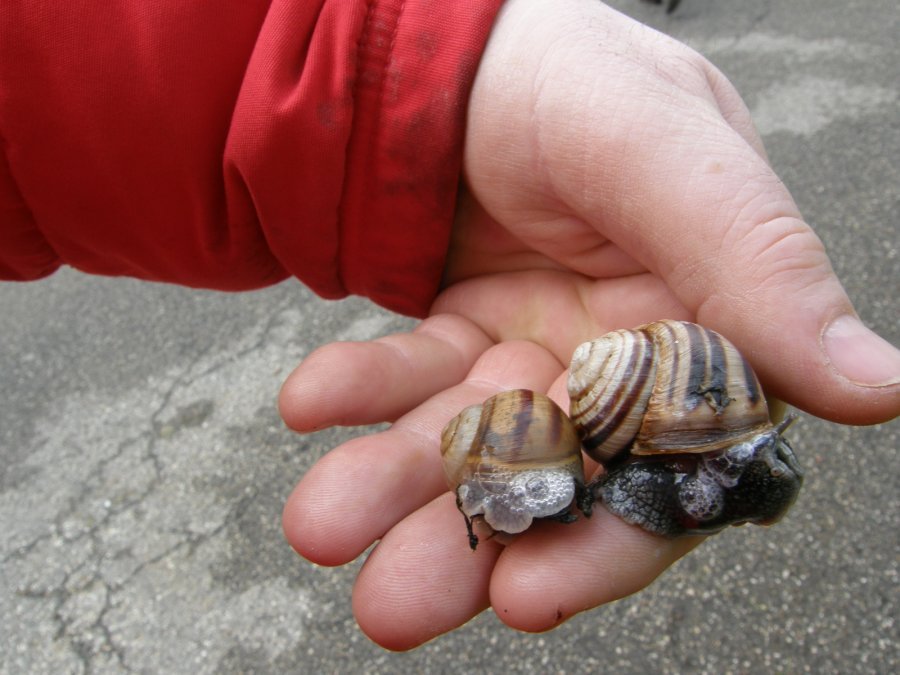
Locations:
0;0;503;316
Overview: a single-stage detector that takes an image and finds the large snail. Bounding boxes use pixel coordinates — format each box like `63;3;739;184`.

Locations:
440;389;586;550
568;320;804;536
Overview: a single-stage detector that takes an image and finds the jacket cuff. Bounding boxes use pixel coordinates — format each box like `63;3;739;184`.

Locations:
230;0;504;317
338;0;504;316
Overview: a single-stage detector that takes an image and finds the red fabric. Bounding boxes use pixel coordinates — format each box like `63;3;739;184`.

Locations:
0;1;503;316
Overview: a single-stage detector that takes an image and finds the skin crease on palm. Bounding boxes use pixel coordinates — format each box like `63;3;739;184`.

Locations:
278;0;900;651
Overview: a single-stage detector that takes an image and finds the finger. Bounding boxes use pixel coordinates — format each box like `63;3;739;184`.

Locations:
490;507;700;632
282;340;564;566
279;314;493;431
352;494;501;651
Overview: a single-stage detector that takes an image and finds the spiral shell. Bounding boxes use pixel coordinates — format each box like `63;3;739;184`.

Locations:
568;320;771;464
440;389;584;547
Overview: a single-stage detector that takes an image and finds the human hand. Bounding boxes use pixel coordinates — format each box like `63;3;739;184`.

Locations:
278;0;900;650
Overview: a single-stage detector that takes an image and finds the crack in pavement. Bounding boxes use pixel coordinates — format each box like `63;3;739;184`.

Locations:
0;298;357;673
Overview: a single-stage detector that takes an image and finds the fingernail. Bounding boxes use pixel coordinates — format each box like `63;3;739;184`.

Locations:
822;314;900;387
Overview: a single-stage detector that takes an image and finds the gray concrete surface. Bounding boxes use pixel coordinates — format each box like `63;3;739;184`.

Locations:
2;0;898;672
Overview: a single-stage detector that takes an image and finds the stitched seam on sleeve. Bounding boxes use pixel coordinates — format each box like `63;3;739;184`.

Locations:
336;0;406;294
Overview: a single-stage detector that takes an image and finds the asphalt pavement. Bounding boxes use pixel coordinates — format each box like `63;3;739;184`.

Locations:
2;0;898;672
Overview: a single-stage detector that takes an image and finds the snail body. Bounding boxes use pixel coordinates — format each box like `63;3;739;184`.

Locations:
568;320;803;536
441;389;585;549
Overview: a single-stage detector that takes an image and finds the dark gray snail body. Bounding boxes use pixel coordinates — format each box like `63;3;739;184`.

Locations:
568;320;803;536
440;389;585;549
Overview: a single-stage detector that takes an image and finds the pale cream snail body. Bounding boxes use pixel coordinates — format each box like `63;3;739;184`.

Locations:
439;321;804;548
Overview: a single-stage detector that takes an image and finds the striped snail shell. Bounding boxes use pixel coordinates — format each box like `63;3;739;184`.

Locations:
568;320;803;536
441;389;585;550
569;320;770;463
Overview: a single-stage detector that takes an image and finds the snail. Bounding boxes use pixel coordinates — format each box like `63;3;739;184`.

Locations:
568;320;804;536
440;389;586;550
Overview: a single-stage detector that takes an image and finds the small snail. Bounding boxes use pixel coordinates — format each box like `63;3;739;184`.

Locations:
568;320;804;536
440;389;586;550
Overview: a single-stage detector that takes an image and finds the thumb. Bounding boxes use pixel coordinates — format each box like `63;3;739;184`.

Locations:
572;77;900;424
464;0;900;424
571;78;900;425
677;217;899;425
